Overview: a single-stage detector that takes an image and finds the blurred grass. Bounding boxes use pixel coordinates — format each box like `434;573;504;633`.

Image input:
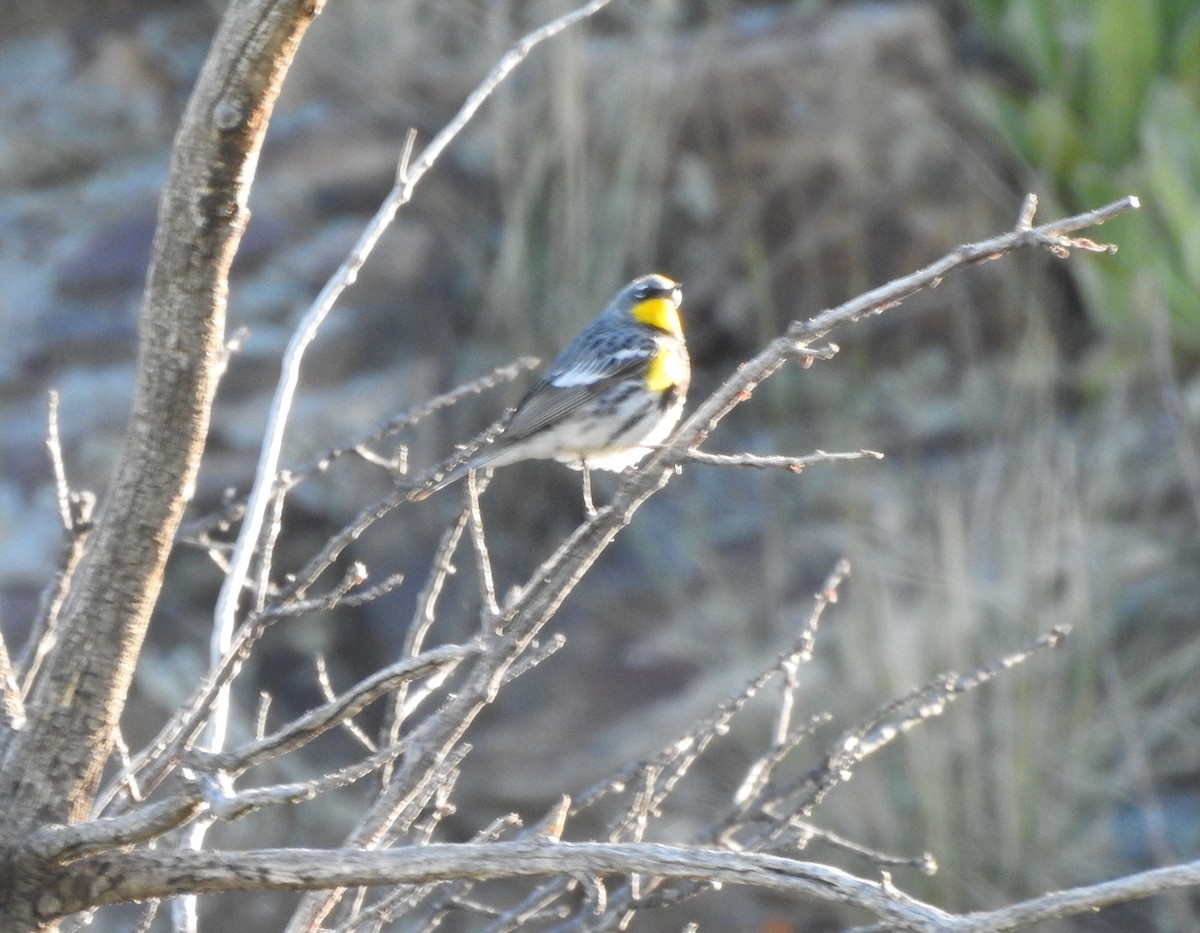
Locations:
963;0;1200;361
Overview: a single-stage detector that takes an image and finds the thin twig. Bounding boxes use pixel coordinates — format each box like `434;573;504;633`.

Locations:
205;643;479;776
316;655;377;753
382;508;473;766
204;741;409;823
466;473;500;620
683;449;884;471
778;627;1073;817
734;560;850;808
19;392;96;692
786;196;1139;345
96;571;405;815
290;357;537;486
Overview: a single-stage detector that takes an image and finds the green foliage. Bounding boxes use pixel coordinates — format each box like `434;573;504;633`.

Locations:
966;0;1200;354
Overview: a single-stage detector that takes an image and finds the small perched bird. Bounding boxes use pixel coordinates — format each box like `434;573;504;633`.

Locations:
417;273;690;504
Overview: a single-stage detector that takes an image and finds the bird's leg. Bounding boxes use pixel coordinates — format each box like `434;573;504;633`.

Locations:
581;462;597;519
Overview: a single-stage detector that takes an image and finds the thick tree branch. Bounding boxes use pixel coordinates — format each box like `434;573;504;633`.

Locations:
29;796;203;867
37;842;955;928
37;845;1200;931
47;841;1200;930
0;0;324;915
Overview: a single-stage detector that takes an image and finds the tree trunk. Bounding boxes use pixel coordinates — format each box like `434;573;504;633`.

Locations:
0;1;322;927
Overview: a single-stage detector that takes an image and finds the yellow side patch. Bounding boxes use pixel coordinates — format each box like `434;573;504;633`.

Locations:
645;345;687;392
631;297;683;336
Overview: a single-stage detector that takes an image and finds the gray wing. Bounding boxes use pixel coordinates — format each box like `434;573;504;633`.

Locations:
501;347;652;442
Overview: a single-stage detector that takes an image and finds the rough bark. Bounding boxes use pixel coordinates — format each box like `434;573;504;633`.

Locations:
0;0;322;927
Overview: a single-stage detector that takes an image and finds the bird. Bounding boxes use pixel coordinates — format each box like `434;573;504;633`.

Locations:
415;273;689;509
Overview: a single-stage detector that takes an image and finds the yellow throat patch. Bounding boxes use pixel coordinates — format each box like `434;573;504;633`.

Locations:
631;297;683;337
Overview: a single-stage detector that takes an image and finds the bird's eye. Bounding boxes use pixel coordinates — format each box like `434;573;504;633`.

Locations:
634;283;657;301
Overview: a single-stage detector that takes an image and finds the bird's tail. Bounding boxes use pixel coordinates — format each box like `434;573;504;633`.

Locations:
410;459;476;501
411;444;510;500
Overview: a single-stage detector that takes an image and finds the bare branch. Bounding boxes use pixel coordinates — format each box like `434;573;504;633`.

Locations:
683;449;884;472
315;656;377;753
203;741;408;823
206;643;480;776
45;390;90;534
42;841;957;929
775;627;1073;820
938;859;1200;932
17;392;96;699
466;473;500;620
383;506;473;758
30;794;203;865
734;560;851;808
96;570;405;814
788;195;1139;344
287;357;537;485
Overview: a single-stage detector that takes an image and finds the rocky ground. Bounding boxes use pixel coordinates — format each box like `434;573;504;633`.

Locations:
3;1;1198;929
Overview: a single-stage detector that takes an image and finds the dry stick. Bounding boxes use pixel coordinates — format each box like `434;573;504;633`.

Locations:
45;841;958;929
18;391;95;696
683;449;883;471
776;627;1072;821
938;859;1200;932
790;194;1135;344
315;655;378;753
727;634;1073;867
202;740;411;823
465;472;501;619
736;559;850;808
381;506;474;772
207;643;480;777
251;474;289;612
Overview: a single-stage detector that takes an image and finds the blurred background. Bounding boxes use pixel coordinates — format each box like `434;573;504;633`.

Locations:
2;0;1199;929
